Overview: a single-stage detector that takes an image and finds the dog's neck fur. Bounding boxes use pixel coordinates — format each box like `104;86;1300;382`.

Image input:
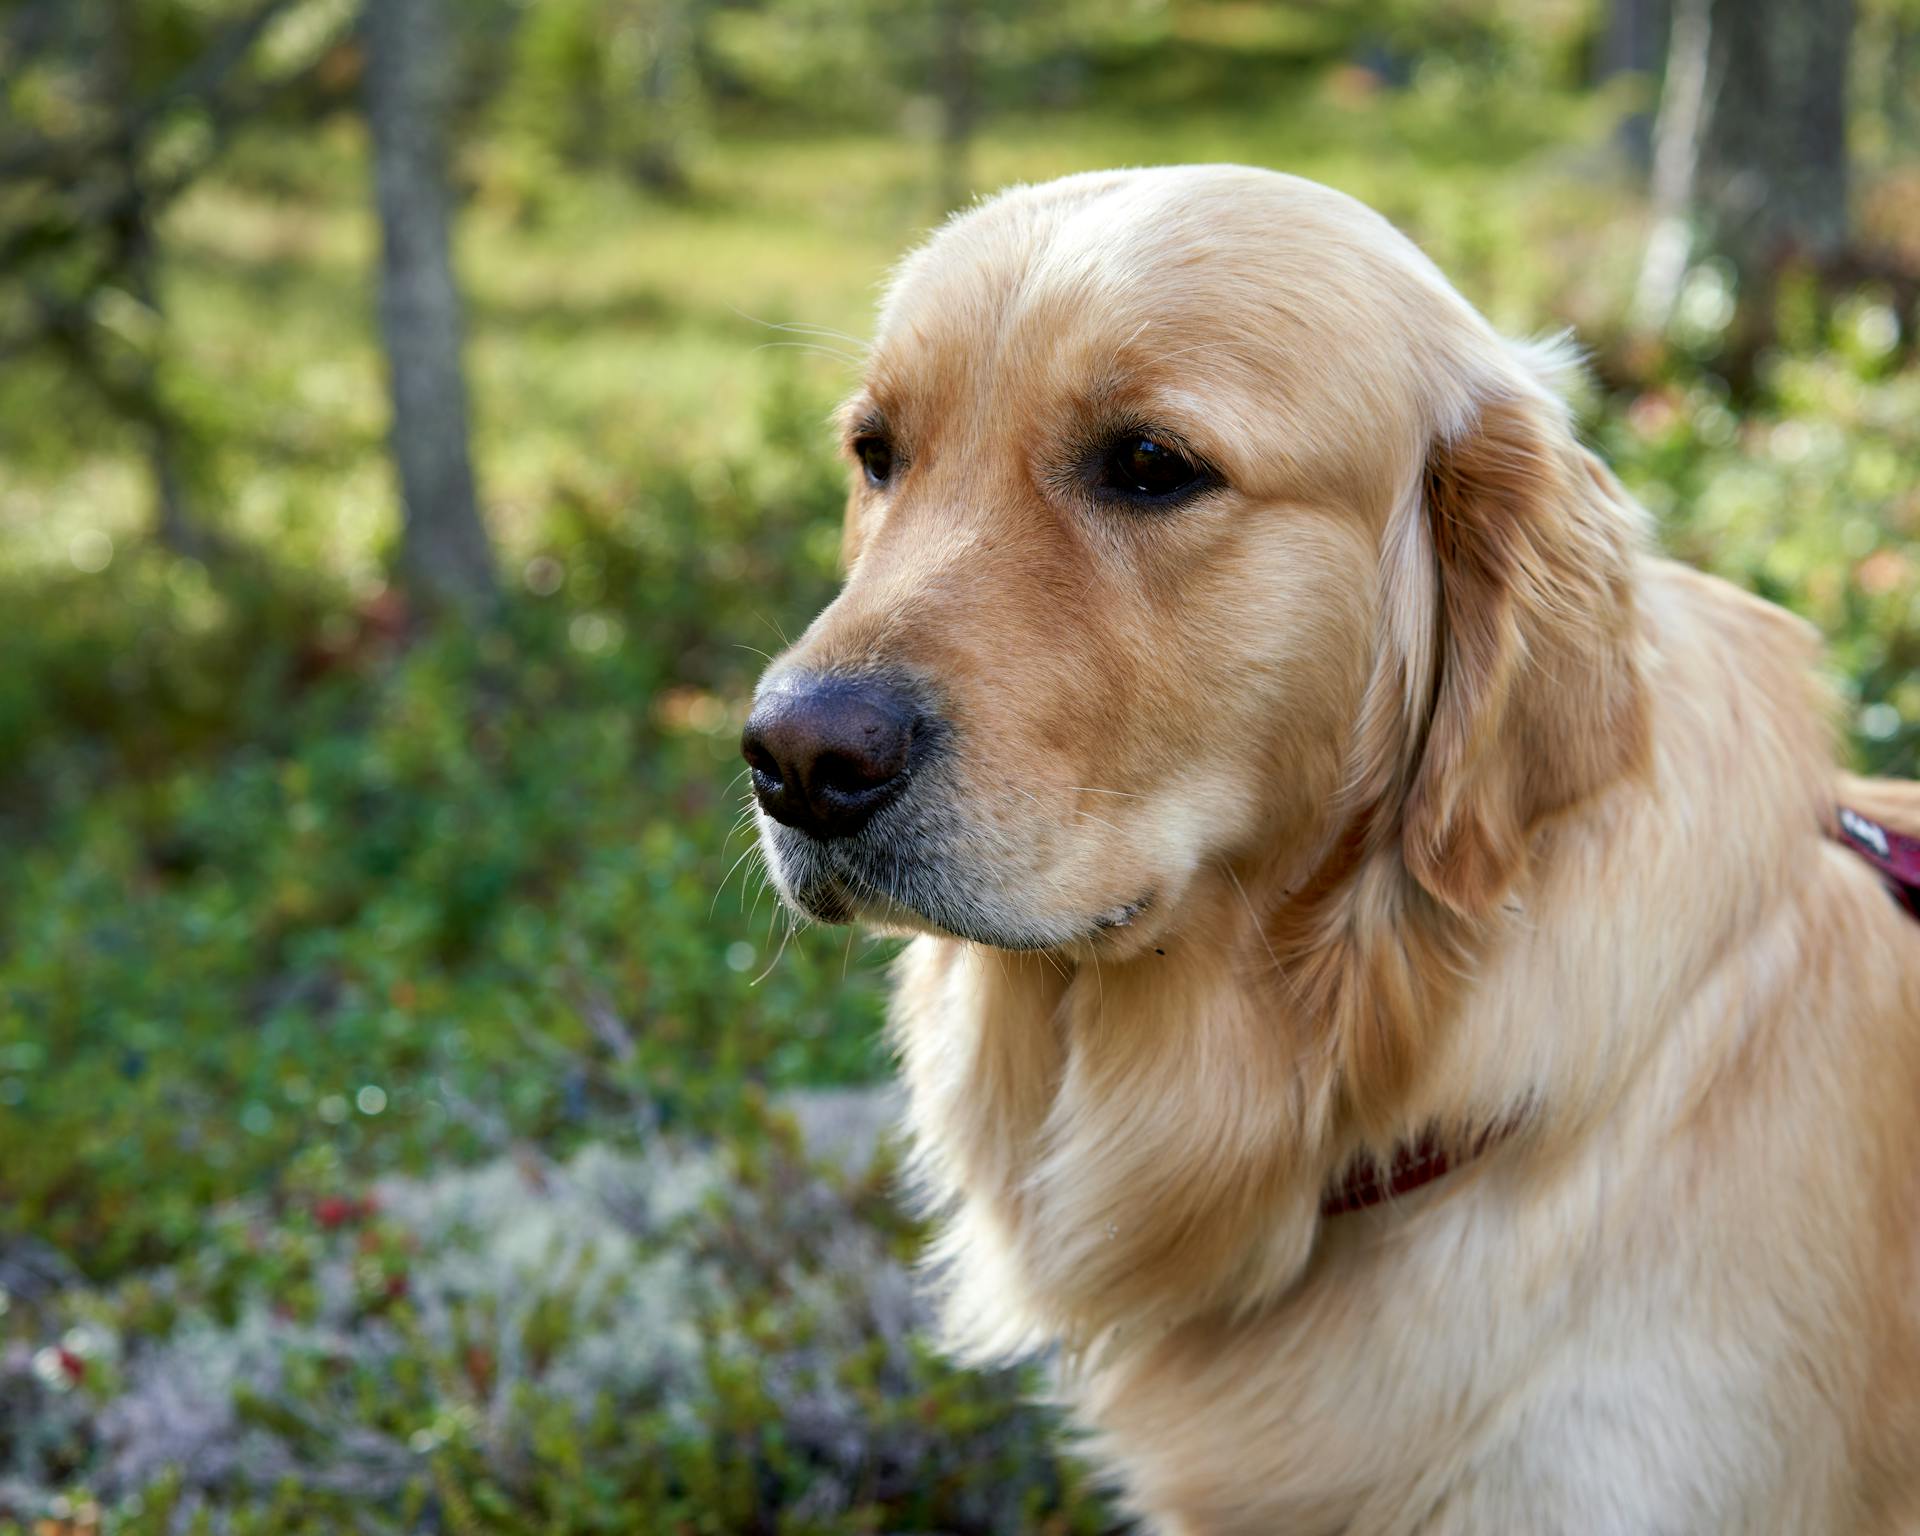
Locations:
893;835;1516;1363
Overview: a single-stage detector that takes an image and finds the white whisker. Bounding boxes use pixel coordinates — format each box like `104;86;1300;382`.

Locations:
1220;859;1311;1013
711;842;763;918
752;609;793;648
752;914;799;985
726;304;871;353
752;340;865;365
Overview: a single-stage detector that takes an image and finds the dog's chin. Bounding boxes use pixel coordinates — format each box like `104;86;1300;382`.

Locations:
757;817;1158;954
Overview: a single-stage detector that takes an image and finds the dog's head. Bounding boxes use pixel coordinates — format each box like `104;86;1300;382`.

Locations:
744;166;1643;957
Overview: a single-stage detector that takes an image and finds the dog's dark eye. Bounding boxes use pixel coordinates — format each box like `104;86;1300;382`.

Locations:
853;434;894;487
1098;435;1205;502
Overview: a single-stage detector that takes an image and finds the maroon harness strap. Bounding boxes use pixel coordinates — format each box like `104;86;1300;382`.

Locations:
1320;1133;1467;1217
1321;805;1919;1218
1833;804;1920;920
1320;1125;1516;1218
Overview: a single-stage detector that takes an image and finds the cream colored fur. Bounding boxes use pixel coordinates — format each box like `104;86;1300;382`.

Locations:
750;165;1920;1534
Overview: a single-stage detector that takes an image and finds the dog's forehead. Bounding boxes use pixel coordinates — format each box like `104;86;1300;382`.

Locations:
864;167;1454;428
877;171;1282;358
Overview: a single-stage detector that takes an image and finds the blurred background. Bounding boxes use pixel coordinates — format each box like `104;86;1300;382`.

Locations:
1;0;1917;1529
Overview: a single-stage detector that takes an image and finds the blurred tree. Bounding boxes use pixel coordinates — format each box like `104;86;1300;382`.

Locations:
363;0;497;616
1596;0;1670;173
1637;0;1855;347
503;0;706;190
723;0;985;211
1863;0;1920;147
933;0;978;213
0;0;321;556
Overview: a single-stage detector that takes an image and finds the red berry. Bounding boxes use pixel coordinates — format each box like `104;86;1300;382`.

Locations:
315;1196;356;1229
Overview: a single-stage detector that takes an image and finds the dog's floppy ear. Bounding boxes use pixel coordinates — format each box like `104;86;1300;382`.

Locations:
1400;387;1647;918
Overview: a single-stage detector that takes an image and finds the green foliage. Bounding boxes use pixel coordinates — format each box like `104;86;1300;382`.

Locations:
0;380;876;1280
501;0;706;184
1596;307;1920;776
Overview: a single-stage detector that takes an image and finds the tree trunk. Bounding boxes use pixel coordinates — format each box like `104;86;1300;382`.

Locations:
933;0;976;217
1885;14;1916;146
1597;0;1670;175
1637;0;1853;335
118;163;211;559
634;0;694;191
107;0;211;560
363;0;496;617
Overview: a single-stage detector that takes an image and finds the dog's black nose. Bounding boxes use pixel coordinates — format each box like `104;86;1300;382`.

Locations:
741;675;919;839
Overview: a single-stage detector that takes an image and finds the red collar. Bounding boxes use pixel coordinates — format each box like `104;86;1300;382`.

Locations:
1834;804;1920;919
1325;804;1916;1218
1321;1126;1508;1217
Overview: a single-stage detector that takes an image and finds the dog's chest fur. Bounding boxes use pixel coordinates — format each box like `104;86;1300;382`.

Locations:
898;950;1878;1535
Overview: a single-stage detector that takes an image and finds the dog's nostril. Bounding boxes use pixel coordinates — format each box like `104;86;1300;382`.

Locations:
813;741;906;798
740;676;923;840
741;736;782;786
812;752;861;797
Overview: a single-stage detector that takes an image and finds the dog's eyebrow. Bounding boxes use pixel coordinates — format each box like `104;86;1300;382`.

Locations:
1085;373;1214;431
835;398;889;444
1080;381;1231;468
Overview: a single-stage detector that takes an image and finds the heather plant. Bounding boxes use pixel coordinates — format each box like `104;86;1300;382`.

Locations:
0;1123;1110;1532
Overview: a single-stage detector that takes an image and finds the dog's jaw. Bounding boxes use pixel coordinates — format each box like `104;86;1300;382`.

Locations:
756;806;1171;953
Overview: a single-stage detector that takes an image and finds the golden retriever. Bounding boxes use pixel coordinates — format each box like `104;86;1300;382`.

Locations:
740;165;1920;1534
